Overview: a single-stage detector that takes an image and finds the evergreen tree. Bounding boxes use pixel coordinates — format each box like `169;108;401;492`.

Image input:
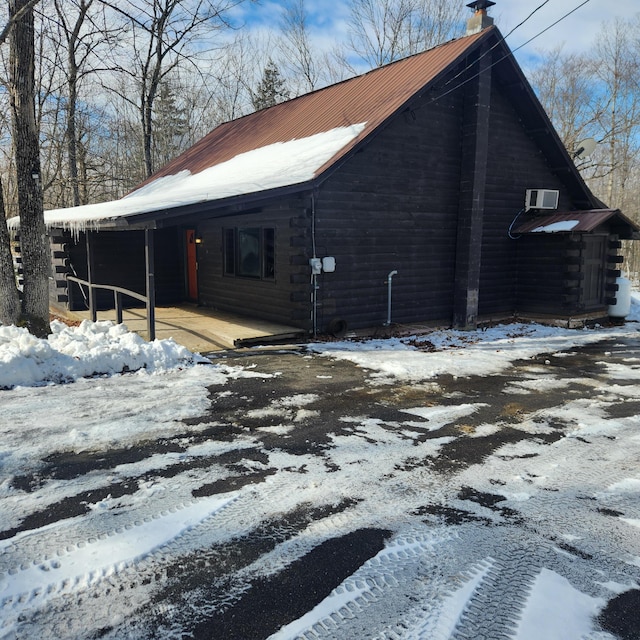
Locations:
153;79;190;168
252;59;290;111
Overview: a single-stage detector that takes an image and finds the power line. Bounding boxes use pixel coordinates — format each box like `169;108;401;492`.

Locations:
502;0;552;40
509;0;592;57
441;0;553;93
432;0;594;105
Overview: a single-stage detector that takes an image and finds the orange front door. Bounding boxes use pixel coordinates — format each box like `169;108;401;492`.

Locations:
185;229;198;301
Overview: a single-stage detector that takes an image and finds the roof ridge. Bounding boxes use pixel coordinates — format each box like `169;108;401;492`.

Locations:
249;26;496;119
128;25;498;195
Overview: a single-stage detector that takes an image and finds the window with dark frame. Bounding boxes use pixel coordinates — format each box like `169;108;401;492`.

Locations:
223;227;275;280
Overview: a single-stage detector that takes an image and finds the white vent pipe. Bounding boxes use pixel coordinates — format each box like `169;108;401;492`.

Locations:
384;270;398;326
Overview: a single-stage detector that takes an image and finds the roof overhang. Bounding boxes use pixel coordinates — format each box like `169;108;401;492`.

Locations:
514;209;639;239
113;181;316;230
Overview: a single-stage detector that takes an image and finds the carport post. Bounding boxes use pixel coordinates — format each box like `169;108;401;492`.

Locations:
145;228;156;341
86;232;96;322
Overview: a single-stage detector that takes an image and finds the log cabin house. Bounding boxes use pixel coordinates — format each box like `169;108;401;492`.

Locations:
22;2;639;337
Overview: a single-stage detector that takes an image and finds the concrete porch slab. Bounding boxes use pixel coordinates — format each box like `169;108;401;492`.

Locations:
60;305;306;353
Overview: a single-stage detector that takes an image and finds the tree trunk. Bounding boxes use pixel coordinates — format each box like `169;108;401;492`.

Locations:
67;65;81;207
0;180;21;326
56;0;94;207
9;0;50;337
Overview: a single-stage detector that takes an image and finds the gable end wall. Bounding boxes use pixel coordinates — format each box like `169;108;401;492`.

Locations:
480;75;578;318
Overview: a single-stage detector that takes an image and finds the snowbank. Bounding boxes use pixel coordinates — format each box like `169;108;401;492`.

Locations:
0;320;208;389
2;292;640;390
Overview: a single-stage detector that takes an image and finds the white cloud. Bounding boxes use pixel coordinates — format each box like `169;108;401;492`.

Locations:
494;0;640;60
237;0;640;70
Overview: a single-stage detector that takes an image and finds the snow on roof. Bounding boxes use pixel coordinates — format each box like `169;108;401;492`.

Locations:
514;210;639;236
531;220;580;233
8;123;366;233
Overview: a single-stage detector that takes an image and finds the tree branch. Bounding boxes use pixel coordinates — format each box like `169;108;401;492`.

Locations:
0;0;42;46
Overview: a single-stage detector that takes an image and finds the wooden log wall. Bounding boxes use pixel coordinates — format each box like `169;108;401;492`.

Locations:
49;230;71;307
482;79;575;318
313;89;464;332
516;232;621;316
196;195;312;328
65;228;184;311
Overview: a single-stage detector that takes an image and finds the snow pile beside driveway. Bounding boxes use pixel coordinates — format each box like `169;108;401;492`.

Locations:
2;296;640;638
0;319;209;389
2;292;640;390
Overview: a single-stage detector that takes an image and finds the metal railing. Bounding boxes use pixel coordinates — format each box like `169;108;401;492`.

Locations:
66;275;155;340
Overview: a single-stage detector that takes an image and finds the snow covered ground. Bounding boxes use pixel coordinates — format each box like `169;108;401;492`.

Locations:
1;301;640;639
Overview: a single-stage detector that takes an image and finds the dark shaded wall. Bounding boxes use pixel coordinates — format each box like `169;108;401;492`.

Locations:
313;89;464;332
481;78;576;317
64;228;184;311
196;197;312;328
516;232;621;316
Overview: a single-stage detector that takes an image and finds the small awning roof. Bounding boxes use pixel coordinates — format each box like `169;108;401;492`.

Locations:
514;209;639;239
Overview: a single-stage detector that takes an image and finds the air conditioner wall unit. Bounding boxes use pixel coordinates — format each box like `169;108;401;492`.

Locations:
525;189;559;211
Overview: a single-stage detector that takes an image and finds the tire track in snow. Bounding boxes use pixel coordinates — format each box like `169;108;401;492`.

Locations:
449;550;540;640
2;476;346;639
267;529;458;640
0;494;234;623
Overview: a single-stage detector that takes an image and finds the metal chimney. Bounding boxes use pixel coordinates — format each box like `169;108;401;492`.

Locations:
466;0;495;35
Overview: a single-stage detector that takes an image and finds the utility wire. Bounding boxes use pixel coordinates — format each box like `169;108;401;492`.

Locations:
509;0;592;57
441;0;552;91
445;0;551;86
502;0;552;40
433;0;593;104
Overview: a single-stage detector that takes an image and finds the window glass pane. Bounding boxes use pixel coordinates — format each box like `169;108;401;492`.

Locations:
263;228;275;279
224;229;235;275
238;228;261;278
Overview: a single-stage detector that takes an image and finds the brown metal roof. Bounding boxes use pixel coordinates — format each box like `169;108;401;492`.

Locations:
514;209;639;236
133;28;490;191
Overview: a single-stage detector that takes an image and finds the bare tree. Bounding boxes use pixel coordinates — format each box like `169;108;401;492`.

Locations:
345;0;464;69
531;18;640;283
529;46;599;158
277;0;321;93
204;31;266;123
592;18;640;209
0;0;41;46
105;0;243;179
53;0;117;206
0;178;20;326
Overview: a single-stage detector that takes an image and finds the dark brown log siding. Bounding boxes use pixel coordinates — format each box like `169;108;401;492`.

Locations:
481;78;575;317
517;232;620;316
516;234;575;315
314;89;464;331
49;230;71;307
196;196;312;328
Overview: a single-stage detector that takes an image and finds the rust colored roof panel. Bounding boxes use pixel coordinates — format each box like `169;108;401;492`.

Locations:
134;28;490;191
514;209;639;234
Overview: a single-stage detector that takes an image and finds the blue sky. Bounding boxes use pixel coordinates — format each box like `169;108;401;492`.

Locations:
233;0;640;66
494;0;639;60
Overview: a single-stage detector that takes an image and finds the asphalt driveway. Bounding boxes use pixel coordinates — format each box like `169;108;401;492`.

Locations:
2;334;640;639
